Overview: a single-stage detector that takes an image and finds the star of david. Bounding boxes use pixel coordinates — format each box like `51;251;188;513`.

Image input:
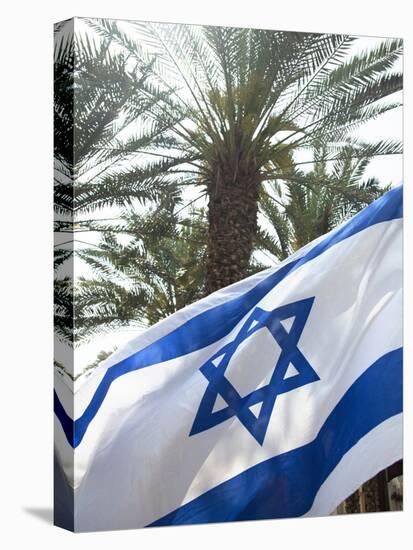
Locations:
190;297;319;445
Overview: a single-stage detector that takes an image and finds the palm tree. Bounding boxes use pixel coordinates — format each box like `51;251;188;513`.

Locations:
75;144;386;341
54;21;179;217
75;203;207;341
85;19;402;294
256;144;389;263
54;21;182;344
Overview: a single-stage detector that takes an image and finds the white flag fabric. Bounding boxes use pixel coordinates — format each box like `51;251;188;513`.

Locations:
55;185;403;531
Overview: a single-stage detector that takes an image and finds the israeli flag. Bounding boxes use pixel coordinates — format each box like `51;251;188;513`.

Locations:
55;185;403;531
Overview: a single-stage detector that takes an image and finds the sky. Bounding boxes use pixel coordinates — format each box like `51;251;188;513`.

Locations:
54;31;403;378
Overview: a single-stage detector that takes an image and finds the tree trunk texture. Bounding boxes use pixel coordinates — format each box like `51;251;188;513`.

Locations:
344;471;389;514
363;476;382;512
205;176;259;295
344;489;361;514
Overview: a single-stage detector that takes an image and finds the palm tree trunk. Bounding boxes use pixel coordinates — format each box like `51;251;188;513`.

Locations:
204;176;259;295
343;471;390;513
344;489;361;513
363;477;381;512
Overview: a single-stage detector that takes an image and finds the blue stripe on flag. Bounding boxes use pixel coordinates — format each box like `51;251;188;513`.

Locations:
150;347;403;526
54;186;403;448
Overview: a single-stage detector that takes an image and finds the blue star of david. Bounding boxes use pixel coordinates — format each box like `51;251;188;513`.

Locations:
190;297;319;445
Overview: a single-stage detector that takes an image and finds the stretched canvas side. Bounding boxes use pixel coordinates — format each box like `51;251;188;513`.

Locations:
54;17;75;532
